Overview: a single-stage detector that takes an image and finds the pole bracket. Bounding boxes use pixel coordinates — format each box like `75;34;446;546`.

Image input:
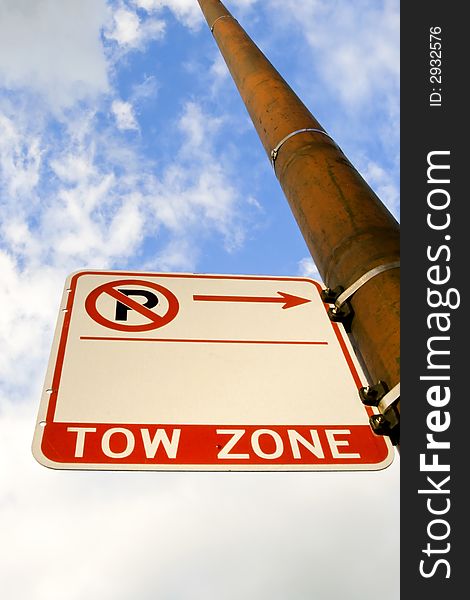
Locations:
270;128;335;168
320;261;400;331
210;15;236;33
320;285;354;331
359;382;400;445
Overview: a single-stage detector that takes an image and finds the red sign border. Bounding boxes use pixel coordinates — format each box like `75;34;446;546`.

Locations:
33;270;393;471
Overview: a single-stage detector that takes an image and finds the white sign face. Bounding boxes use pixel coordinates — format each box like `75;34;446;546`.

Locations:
33;271;393;471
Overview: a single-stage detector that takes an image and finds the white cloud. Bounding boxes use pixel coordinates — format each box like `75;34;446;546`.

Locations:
0;0;109;110
111;99;140;131
144;101;245;254
133;0;160;9
41;162;144;268
107;7;141;45
298;257;322;282
270;0;399;106
0;252;64;396
0;112;42;199
132;0;203;29
105;5;166;50
231;0;259;11
359;159;400;218
150;238;199;272
177;100;224;150
209;54;231;93
49;153;95;186
130;75;159;103
210;54;229;78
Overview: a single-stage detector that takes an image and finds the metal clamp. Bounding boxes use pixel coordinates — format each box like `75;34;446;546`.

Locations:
333;261;400;309
378;382;400;414
210;15;235;33
360;382;400;445
320;261;400;329
270;128;335;167
321;284;354;331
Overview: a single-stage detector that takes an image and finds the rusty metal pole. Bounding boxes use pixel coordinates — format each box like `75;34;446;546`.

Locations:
197;0;400;444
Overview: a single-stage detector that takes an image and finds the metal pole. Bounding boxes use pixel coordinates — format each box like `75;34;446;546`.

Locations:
197;0;400;444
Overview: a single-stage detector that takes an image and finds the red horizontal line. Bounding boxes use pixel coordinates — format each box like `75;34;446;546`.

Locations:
80;336;328;345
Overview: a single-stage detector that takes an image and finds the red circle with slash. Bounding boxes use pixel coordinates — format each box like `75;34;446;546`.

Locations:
85;279;179;332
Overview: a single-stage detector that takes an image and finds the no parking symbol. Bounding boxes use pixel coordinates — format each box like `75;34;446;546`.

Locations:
85;279;179;332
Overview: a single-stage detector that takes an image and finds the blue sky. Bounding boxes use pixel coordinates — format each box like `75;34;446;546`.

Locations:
0;1;399;598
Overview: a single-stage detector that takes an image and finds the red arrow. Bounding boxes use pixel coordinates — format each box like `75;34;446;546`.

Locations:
193;291;311;310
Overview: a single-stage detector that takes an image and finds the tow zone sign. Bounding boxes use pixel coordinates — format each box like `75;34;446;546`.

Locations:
32;271;393;471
